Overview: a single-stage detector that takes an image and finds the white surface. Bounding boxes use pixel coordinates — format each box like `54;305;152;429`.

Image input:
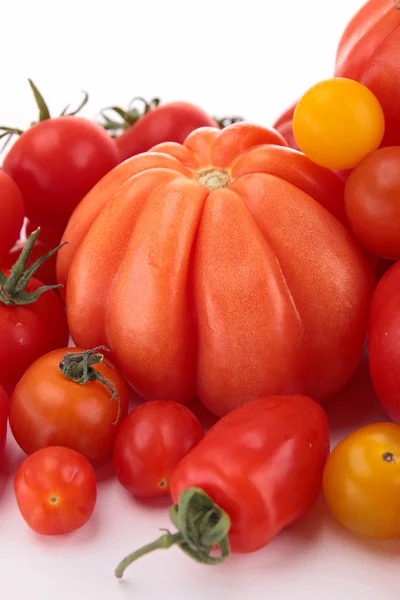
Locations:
2;1;398;599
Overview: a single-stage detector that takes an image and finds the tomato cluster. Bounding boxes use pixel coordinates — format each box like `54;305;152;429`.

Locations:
2;0;400;586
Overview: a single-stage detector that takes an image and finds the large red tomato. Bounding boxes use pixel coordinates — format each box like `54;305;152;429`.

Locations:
0;385;7;461
369;260;400;423
58;122;372;417
335;0;400;147
0;171;24;259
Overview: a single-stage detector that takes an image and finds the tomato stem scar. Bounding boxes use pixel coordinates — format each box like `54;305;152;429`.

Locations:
382;451;396;463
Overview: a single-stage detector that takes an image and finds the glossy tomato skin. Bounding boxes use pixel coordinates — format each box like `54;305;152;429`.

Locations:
272;103;299;150
9;348;129;463
116;102;218;162
171;395;330;553
0;171;24;259
323;423;400;538
345;147;400;259
0;273;69;395
58;122;372;417
335;0;400;147
3;117;119;230
293;78;385;170
369;261;400;423
114;400;204;498
0;385;8;461
14;446;97;535
0;239;58;286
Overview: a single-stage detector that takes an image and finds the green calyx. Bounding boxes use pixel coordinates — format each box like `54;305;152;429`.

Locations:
0;228;65;306
214;115;245;129
0;80;89;150
115;488;231;579
99;96;160;137
59;346;121;424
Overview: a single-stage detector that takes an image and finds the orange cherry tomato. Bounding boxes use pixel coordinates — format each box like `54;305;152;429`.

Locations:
323;422;400;539
14;446;97;535
293;78;385;170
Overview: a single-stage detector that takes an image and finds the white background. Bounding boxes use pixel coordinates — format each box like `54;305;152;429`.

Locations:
2;1;399;599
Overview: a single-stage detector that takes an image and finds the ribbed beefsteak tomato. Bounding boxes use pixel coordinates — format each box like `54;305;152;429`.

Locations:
58;122;372;417
335;0;400;147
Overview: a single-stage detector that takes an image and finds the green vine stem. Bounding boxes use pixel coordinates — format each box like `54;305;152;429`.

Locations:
99;96;160;137
0;80;89;150
115;488;231;579
0;228;65;306
214;115;245;129
59;347;121;424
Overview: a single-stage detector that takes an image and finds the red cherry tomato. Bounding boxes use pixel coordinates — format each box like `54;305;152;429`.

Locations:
0;171;24;259
3;117;118;230
115;102;218;161
345;147;400;259
14;446;97;535
0;385;8;461
369;260;400;423
114;400;204;498
0;239;58;286
9;347;129;463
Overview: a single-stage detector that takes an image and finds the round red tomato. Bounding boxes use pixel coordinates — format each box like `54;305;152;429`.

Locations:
114;101;218;161
0;170;24;259
14;446;97;535
345;147;400;259
369;260;400;423
0;385;8;461
3;117;118;230
114;400;204;498
9;347;129;462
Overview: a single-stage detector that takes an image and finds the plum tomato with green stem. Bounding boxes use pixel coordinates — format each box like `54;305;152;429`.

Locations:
0;170;25;260
14;446;97;535
2;80;119;232
9;346;129;463
0;385;8;462
115;395;329;579
114;400;204;498
345;147;400;259
0;228;69;395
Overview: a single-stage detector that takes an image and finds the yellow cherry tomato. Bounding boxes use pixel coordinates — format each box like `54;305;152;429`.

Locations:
323;423;400;539
293;78;385;170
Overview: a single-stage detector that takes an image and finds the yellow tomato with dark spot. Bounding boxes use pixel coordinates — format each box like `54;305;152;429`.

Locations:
293;78;385;170
323;422;400;539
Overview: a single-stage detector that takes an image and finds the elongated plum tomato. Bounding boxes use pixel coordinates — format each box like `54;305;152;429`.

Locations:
9;347;129;463
0;170;24;259
14;446;97;535
114;400;204;498
58;122;372;418
0;229;69;396
115;395;330;578
369;261;400;423
345;147;400;259
293;78;385;170
0;385;8;461
323;423;400;539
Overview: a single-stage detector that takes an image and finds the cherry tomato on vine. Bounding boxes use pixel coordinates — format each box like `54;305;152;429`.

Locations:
323;423;400;539
345;147;400;259
293;78;385;170
14;446;97;535
0;385;8;461
2;81;118;231
0;229;69;395
9;347;129;463
0;170;24;259
114;400;204;498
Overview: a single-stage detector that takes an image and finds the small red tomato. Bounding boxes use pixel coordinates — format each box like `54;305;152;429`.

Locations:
10;347;129;463
114;400;204;498
2;82;118;231
14;446;97;535
0;230;69;395
0;170;24;259
0;385;8;461
345;147;400;259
